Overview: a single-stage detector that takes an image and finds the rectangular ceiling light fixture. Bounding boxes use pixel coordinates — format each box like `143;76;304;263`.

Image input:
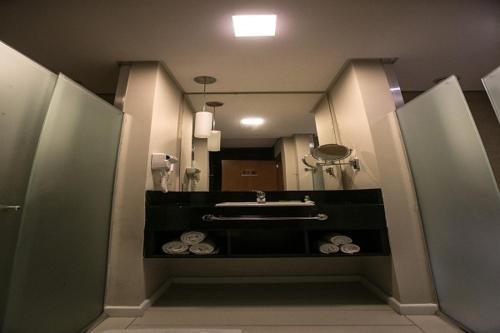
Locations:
232;14;277;37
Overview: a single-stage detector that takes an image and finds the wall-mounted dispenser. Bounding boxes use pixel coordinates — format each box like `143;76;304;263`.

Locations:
184;167;201;191
151;153;178;192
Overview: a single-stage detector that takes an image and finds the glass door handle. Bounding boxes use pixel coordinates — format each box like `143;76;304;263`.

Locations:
0;204;22;211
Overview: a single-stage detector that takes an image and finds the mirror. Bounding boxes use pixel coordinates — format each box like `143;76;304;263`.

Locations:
311;144;351;162
182;92;353;192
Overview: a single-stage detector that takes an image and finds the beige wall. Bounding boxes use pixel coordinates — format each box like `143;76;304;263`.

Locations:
313;97;343;190
281;137;299;190
192;138;209;191
327;64;381;189
370;113;435;303
276;135;316;191
146;65;188;192
106;62;195;307
180;98;194;191
314;97;337;145
315;60;436;304
293;134;314;190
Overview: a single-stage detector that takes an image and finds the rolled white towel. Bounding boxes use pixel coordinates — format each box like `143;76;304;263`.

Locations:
340;243;361;254
326;234;353;246
189;240;216;255
162;240;189;255
180;231;206;245
318;241;340;254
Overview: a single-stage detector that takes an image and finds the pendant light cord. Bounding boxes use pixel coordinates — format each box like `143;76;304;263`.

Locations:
212;106;216;130
202;83;207;112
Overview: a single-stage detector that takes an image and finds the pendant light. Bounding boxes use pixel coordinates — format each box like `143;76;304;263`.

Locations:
193;76;216;138
206;101;223;152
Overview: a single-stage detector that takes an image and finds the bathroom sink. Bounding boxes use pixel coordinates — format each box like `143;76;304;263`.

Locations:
215;201;315;207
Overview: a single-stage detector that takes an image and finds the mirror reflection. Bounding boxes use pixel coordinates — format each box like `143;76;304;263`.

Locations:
183;91;357;192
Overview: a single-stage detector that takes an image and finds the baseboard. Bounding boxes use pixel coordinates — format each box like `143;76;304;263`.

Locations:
171;275;362;284
391;300;439;315
360;276;438;315
104;279;172;317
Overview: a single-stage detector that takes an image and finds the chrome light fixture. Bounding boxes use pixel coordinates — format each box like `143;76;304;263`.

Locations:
194;76;216;138
206;101;223;152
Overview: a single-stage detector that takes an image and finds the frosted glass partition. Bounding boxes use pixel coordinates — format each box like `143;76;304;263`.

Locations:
396;76;500;333
3;75;123;333
482;65;500;123
0;42;57;323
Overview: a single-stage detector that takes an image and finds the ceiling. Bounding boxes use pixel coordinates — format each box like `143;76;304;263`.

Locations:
189;93;319;146
0;0;498;94
0;0;499;146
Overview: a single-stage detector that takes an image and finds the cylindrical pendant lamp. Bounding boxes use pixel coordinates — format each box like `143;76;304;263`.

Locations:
193;76;217;139
208;130;221;151
205;100;224;151
194;111;213;138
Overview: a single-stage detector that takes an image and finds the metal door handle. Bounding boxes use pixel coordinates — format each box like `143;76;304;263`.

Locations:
0;204;22;211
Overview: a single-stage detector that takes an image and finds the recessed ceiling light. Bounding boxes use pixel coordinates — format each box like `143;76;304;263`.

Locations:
232;15;277;37
241;117;264;126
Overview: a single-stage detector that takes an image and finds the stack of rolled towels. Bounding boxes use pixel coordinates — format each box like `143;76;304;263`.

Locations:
318;233;361;255
162;231;218;255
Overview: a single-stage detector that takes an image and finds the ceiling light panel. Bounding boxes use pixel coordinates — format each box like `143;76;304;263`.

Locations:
232;15;277;37
241;117;264;126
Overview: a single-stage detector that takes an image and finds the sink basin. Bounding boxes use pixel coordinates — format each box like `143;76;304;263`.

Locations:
215;200;315;207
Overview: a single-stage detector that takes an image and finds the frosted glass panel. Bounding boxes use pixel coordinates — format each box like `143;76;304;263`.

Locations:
0;42;56;323
3;75;122;333
397;76;500;333
482;65;500;123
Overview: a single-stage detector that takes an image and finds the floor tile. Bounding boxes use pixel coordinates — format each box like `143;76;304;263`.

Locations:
154;282;386;308
134;307;412;326
407;315;464;333
89;317;135;332
126;326;423;333
105;329;241;333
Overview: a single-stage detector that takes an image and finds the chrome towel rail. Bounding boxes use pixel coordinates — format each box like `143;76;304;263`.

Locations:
202;214;328;222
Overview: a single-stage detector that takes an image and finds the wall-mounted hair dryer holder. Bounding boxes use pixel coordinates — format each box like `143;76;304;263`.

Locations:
151;153;178;171
151;153;179;193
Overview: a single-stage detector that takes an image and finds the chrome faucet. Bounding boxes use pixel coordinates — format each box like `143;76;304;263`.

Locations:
255;190;266;203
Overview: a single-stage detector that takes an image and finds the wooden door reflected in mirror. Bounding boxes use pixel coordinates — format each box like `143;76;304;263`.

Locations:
221;160;279;191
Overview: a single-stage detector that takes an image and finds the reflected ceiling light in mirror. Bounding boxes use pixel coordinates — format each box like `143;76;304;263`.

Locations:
206;101;223;152
193;76;216;138
241;117;264;126
232;15;277;37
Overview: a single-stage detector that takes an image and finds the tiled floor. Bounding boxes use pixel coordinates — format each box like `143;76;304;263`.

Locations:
90;282;463;333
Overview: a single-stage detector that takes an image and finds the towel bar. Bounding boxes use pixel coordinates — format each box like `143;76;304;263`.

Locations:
202;214;328;222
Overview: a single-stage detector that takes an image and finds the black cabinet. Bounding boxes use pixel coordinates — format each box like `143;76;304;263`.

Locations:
144;190;391;258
